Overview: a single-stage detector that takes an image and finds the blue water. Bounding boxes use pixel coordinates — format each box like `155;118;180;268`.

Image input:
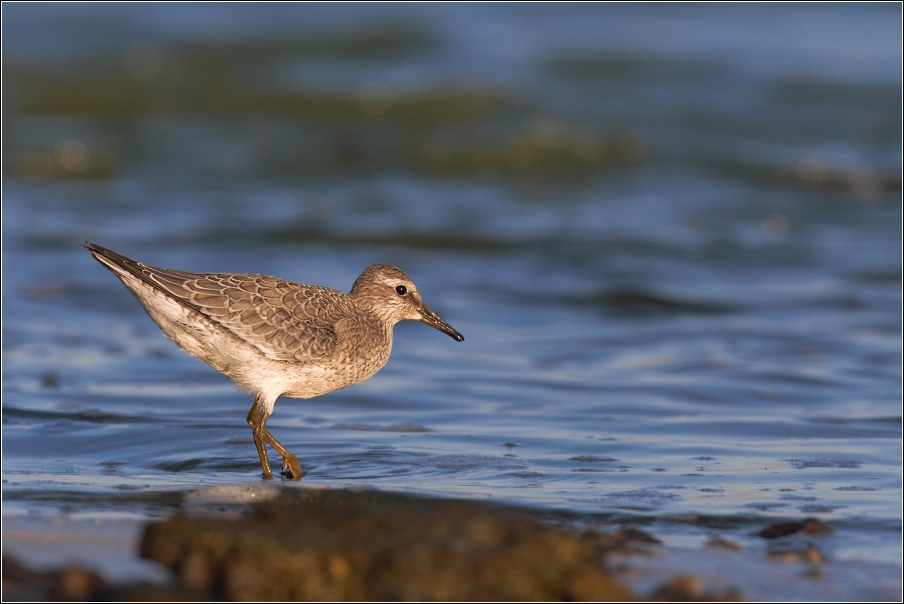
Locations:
2;3;901;590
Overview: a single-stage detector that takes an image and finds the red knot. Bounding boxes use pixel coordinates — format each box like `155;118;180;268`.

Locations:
86;242;463;480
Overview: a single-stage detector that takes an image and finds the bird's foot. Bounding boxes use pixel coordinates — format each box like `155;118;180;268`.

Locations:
281;456;305;480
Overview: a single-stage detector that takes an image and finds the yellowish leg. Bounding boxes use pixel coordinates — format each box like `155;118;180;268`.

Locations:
247;397;273;479
263;431;304;480
246;396;304;480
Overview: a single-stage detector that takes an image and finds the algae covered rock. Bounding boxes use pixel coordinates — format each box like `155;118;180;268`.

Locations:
140;489;634;601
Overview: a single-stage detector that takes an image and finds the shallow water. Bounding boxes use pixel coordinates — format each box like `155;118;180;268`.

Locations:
2;3;901;590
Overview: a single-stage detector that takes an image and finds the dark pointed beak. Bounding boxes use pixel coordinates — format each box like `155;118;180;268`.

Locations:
419;305;464;341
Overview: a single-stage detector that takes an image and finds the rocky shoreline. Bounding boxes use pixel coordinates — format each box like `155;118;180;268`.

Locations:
2;487;874;602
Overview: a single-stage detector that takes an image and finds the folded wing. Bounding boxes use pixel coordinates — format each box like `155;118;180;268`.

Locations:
86;243;351;363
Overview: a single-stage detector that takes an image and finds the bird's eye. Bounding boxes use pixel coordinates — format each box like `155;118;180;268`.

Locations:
395;285;407;296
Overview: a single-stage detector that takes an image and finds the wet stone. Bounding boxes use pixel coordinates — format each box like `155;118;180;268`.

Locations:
139;489;635;601
649;574;742;602
1;555;202;602
758;517;833;539
2;555;105;601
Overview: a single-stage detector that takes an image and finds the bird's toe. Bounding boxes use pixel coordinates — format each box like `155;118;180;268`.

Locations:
281;458;305;480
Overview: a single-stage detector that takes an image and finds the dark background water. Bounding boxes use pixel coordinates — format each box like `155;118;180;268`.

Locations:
2;2;901;590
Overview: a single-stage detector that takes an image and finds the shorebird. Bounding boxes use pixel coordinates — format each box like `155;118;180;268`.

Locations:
85;242;463;480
